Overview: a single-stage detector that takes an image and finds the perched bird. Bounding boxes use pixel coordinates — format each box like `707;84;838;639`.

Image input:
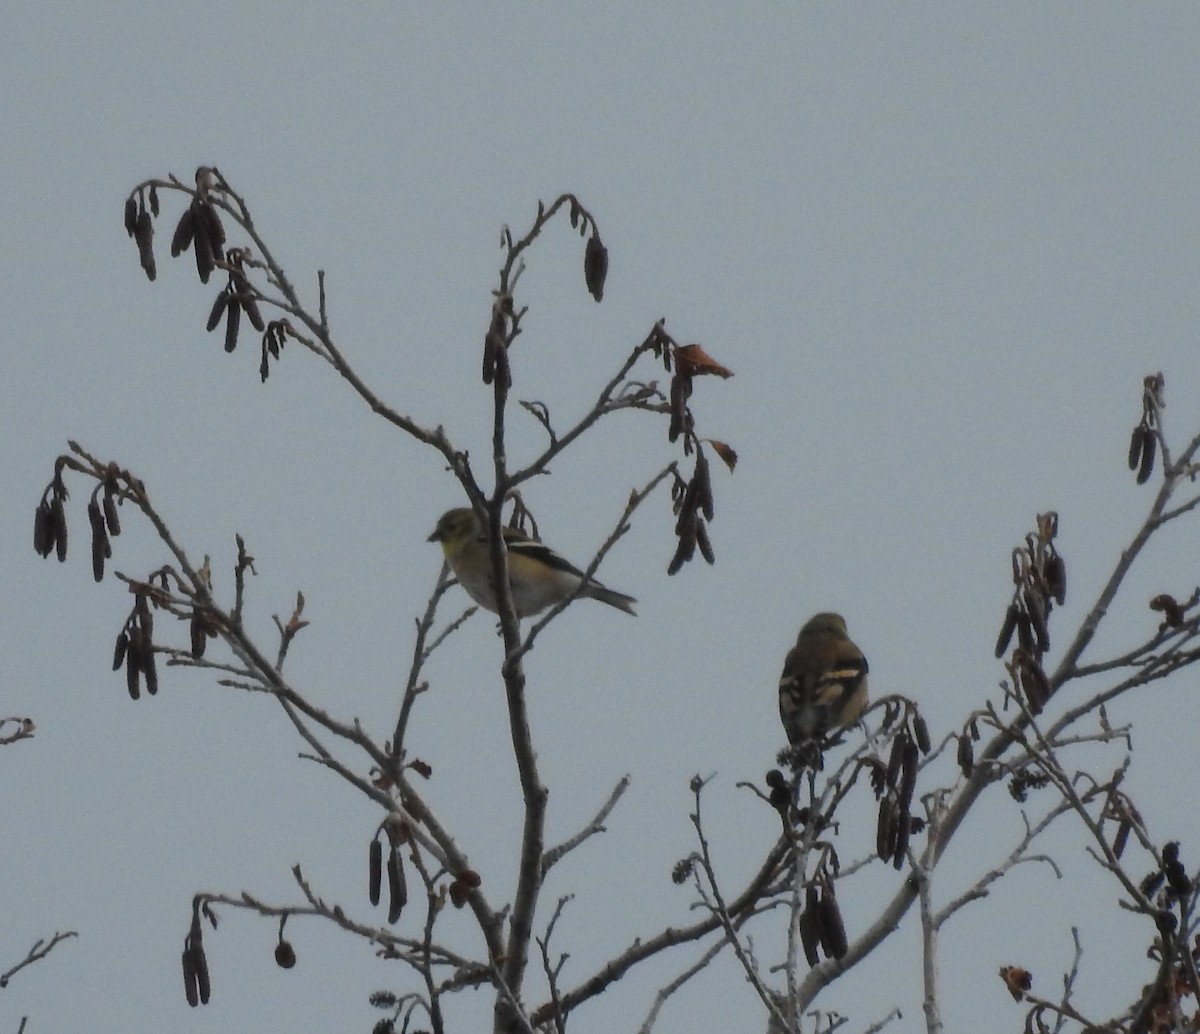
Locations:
778;612;869;745
428;507;637;618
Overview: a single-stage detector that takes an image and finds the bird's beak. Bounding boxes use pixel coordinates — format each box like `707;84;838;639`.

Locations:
427;530;440;543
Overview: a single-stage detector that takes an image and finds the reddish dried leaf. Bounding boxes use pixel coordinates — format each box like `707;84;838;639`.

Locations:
999;964;1031;1002
708;439;738;472
674;343;734;379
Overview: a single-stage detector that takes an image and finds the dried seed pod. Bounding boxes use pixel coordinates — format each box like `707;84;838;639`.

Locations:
671;857;695;884
124;197;138;237
569;199;580;229
876;798;897;861
1137;431;1156;485
240;292;265;332
489;304;507;338
51;497;68;562
492;343;511;391
171;205;196;256
206;291;230;332
191;942;211;1004
667;518;696;576
994;604;1018;658
369;839;383;906
695;519;715;565
799;885;821;966
88;499;108;582
1015;609;1033;654
1140;870;1165;897
668;374;692;442
1165;860;1192;897
87;498;107;545
816;885;848;961
149;185;159;217
693;451;714;521
675;473;701;530
1044;555;1066;605
112;631;129;672
886;733;907;789
182;947;199;1007
102;492;121;536
223;295;241;353
448;878;471;908
912;713;931;755
189;612;208;659
897;739;919;818
955;729;974;777
867;757;887;796
1128;425;1145;470
201;202;226;253
34;502;54;557
768;779;790;816
135;209;156;281
891;810;912;870
274;940;296;969
1154;909;1178;941
142;642;159;696
193;213;215;284
1024;589;1049;653
125;630;142;700
1018;654;1050;714
1113;818;1131;860
386;847;406;923
265;324;283;359
584;234;608;302
482;329;502;385
135;591;154;640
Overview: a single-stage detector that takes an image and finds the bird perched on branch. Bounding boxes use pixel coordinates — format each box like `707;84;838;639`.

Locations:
428;507;637;618
778;612;869;745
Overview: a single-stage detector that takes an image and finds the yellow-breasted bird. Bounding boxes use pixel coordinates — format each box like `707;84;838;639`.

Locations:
778;612;869;744
428;507;637;618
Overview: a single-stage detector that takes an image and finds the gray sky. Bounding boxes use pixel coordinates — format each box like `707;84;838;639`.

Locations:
5;6;1200;1032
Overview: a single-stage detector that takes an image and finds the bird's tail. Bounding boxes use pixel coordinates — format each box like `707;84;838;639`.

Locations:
586;582;638;616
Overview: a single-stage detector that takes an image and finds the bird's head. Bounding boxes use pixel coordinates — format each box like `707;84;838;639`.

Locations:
428;508;481;553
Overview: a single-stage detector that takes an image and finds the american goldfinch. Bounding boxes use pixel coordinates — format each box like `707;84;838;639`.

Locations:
778;612;869;744
427;508;637;618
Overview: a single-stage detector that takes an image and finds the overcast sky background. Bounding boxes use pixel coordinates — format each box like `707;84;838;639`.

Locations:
5;6;1200;1033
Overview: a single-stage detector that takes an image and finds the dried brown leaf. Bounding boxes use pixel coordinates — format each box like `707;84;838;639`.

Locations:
1000;964;1031;1002
708;439;738;472
674;343;734;379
